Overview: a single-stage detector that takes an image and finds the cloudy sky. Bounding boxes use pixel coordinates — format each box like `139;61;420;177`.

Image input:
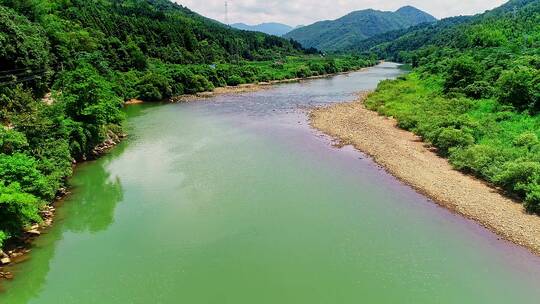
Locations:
176;0;507;26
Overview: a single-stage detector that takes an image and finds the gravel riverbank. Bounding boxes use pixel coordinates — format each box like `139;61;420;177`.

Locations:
310;93;540;255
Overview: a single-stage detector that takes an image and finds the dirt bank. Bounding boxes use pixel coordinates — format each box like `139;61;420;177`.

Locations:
310;92;540;255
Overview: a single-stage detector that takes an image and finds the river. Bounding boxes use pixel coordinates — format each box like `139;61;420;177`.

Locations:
2;63;540;303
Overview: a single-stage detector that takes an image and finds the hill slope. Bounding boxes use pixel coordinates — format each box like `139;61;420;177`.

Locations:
284;6;436;51
231;22;294;36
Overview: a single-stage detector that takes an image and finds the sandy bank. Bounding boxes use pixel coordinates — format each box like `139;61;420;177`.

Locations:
310;93;540;255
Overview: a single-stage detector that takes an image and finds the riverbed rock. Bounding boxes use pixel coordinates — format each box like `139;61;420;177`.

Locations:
1;257;11;265
0;271;14;280
9;251;23;258
26;229;41;236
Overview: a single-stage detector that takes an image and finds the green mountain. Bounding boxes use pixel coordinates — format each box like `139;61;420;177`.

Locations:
363;0;539;60
363;0;540;213
283;6;436;52
231;22;294;36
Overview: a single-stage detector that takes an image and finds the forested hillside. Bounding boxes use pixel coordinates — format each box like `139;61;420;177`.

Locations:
284;6;436;52
0;0;375;248
363;0;540;213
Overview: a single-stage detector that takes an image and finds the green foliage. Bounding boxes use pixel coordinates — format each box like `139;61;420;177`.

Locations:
496;66;540;110
366;72;540;214
0;153;53;199
136;72;172;101
57;65;124;126
444;56;479;92
434;128;475;155
0;5;51;93
0;182;42;239
0;128;28;154
0;230;6;248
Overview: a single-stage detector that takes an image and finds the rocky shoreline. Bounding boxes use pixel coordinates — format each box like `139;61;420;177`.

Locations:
310;92;540;256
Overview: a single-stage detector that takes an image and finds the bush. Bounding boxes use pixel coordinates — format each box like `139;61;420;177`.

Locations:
444;56;479;92
496;66;540;110
189;75;214;93
137;72;172;101
295;65;312;78
0;153;53;199
525;186;540;214
0;230;6;248
513;132;539;149
0;129;28;154
0;182;42;238
494;161;540;197
226;75;245;86
463;81;493;99
450;144;511;179
434;128;475;155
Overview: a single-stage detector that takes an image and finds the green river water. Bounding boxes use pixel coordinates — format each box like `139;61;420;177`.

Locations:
2;63;540;303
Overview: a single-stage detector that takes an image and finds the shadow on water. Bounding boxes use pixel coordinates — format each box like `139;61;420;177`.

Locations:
0;141;126;301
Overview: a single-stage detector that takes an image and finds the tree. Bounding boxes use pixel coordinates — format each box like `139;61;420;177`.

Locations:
444;55;479;92
496;66;540;110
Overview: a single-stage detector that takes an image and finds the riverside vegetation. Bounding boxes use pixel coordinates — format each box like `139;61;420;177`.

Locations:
0;0;375;250
362;0;540;213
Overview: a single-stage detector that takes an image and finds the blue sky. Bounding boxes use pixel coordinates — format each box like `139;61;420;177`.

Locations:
176;0;507;26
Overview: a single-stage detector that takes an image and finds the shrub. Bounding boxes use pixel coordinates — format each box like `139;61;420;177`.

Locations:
0;230;6;248
450;144;511;179
295;66;312;78
226;75;245;86
463;81;493;99
0;182;42;238
0;129;28;154
525;185;540;214
444;56;479;92
494;161;540;197
138;83;163;101
496;66;540;110
0;153;53;199
434;128;475;155
186;75;214;93
513;132;539;149
137;72;172;101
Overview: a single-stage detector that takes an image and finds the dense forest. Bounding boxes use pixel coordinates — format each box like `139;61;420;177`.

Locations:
0;0;376;248
284;6;436;52
363;0;540;213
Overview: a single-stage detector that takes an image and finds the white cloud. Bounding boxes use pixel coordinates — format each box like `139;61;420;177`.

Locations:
175;0;508;26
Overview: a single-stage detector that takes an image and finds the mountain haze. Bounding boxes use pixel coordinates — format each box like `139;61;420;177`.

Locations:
284;6;436;51
231;22;294;36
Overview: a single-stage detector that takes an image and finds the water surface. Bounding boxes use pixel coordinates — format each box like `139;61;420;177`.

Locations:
3;63;540;303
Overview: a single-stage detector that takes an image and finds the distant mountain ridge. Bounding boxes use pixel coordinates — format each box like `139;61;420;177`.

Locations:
231;22;294;36
283;6;436;51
